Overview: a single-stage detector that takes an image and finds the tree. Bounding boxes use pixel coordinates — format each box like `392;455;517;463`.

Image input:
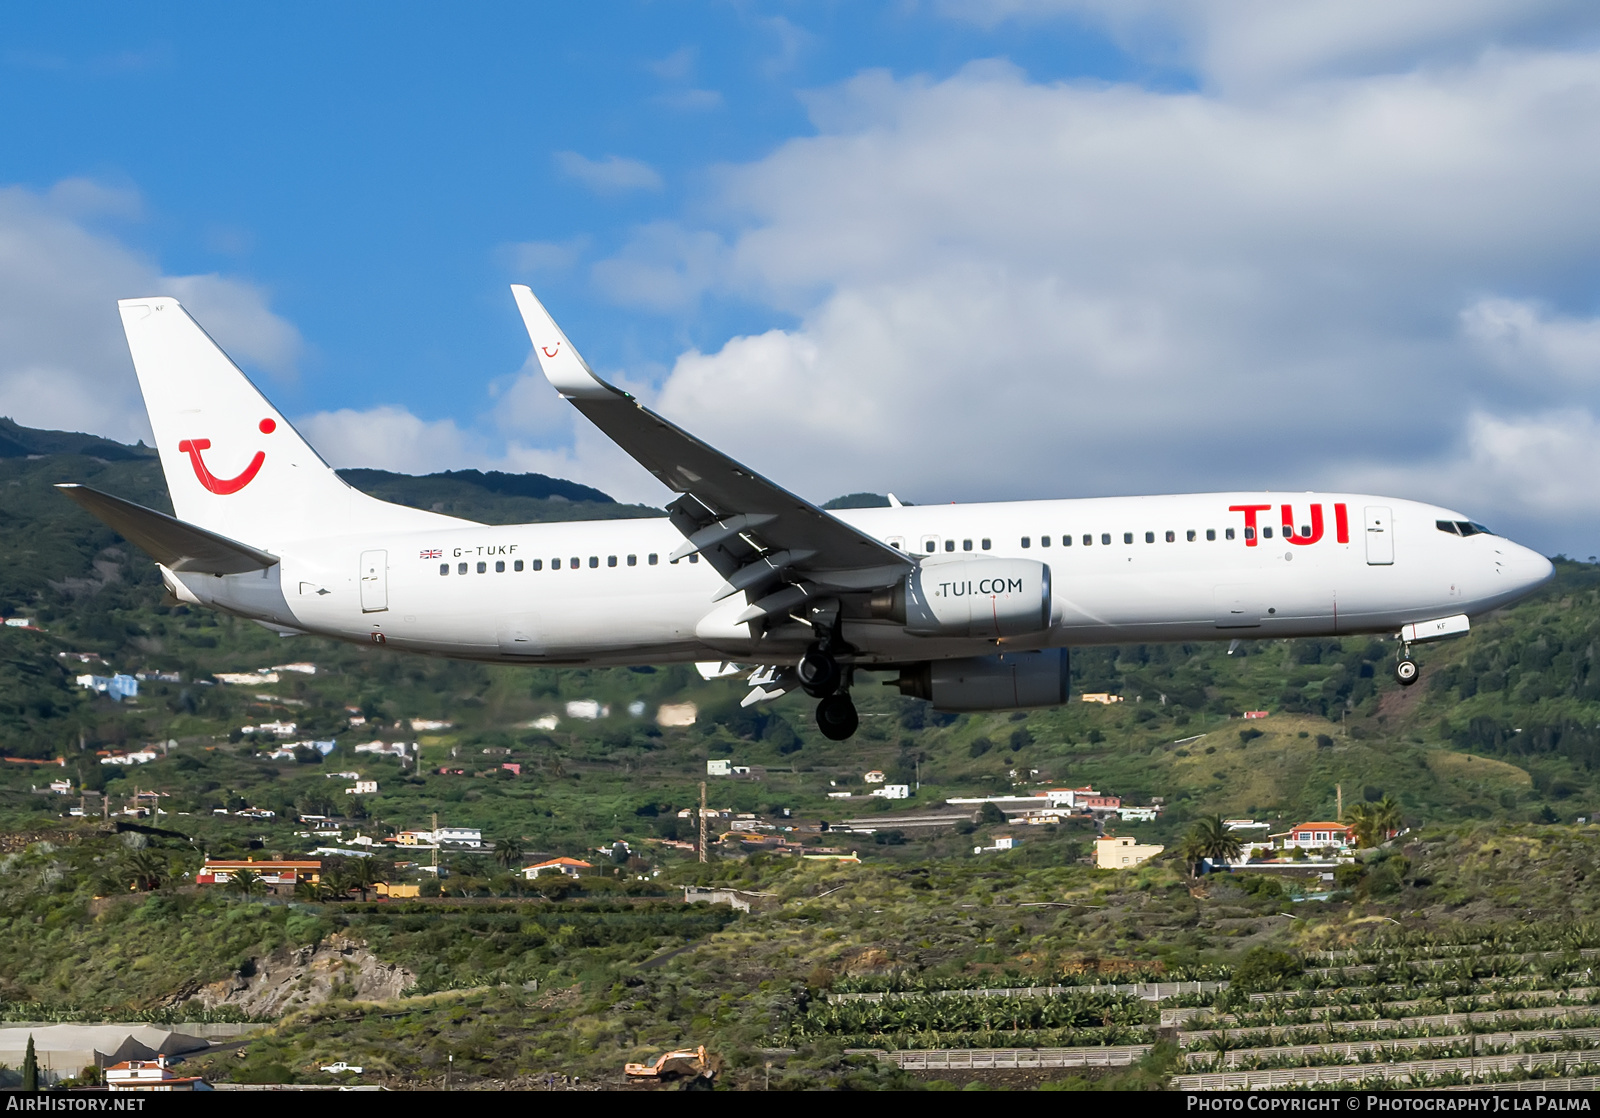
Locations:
124;849;166;892
229;869;265;898
347;858;383;901
293;878;324;902
1348;795;1404;847
978;802;1006;825
494;837;524;871
21;1034;37;1091
1181;815;1242;875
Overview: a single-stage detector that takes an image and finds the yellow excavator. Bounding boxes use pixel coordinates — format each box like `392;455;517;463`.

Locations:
624;1045;716;1083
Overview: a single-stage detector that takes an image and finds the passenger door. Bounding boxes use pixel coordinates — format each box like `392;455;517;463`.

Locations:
359;550;388;612
1364;507;1394;566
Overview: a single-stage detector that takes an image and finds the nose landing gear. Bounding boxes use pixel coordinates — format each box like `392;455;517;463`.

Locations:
1395;646;1421;687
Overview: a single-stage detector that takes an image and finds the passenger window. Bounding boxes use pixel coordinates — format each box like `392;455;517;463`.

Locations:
589;556;599;568
1207;529;1216;541
1144;531;1154;543
1062;535;1072;546
458;562;468;575
532;559;543;571
1243;528;1254;540
1100;533;1110;545
944;539;955;552
1123;532;1133;544
552;558;561;570
608;555;617;567
1262;526;1273;539
1225;528;1234;540
888;536;905;551
439;564;449;576
890;541;902;550
689;553;699;564
1021;537;1031;549
982;538;991;550
495;560;505;573
477;561;487;574
962;539;973;551
570;557;579;568
514;559;524;572
922;537;938;553
649;553;658;565
627;554;637;566
1185;530;1194;542
1165;531;1175;543
1040;535;1050;548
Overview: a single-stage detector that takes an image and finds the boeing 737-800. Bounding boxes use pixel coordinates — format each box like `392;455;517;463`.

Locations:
58;287;1554;740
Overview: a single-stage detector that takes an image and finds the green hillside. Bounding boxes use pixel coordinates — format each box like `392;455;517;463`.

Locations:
4;420;1600;1088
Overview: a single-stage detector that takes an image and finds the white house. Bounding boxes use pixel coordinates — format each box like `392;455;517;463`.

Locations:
409;718;452;731
345;780;379;795
437;826;483;848
872;784;910;800
863;770;886;784
706;758;732;776
1095;836;1165;870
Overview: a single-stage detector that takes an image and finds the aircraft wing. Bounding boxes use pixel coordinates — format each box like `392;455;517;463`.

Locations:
57;484;279;575
511;286;912;621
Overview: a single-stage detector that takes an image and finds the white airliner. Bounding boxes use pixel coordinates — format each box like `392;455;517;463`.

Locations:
60;288;1554;740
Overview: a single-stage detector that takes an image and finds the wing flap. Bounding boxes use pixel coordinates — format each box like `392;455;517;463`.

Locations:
57;484;278;575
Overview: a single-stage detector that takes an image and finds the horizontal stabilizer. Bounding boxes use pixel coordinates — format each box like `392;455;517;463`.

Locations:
56;484;278;575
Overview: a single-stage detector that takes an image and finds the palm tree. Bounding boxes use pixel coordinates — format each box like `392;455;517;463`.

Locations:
494;837;524;871
1346;802;1380;848
229;869;265;898
124;849;166;892
293;878;324;902
348;858;382;901
1183;815;1242;875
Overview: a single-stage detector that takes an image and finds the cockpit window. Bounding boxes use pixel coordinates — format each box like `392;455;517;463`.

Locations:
1439;519;1494;537
1436;519;1460;535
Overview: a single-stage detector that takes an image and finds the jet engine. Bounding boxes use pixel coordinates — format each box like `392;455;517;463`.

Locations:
893;649;1070;712
869;558;1052;639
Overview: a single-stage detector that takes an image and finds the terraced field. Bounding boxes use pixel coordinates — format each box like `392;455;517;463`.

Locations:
815;926;1600;1089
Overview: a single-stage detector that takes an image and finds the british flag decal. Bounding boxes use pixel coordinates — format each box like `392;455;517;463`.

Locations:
419;548;442;559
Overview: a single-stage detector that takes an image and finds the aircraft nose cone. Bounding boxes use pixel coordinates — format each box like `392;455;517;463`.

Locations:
1512;546;1554;590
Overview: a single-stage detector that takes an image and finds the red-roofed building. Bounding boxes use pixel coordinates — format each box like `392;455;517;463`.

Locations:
1281;822;1352;850
106;1057;207;1092
196;859;321;885
523;857;592;880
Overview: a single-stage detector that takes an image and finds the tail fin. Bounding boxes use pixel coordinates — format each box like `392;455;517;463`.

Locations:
118;297;469;547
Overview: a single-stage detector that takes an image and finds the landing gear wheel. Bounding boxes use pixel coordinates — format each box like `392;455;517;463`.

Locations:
816;693;859;741
1395;657;1420;687
797;647;842;698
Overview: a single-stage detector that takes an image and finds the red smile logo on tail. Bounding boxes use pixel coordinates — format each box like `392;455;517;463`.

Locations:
178;418;275;495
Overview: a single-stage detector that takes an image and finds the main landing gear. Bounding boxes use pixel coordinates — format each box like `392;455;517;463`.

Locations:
1395;647;1421;687
799;643;858;741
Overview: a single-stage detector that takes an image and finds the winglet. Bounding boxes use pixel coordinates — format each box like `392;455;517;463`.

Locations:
510;286;630;401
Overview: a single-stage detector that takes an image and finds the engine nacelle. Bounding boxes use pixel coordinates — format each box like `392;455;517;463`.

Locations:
894;649;1070;712
870;558;1052;639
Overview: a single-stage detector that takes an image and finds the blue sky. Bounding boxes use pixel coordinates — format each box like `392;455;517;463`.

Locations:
0;4;1138;417
4;2;1600;556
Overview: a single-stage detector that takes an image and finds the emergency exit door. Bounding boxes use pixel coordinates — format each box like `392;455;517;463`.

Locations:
1364;507;1393;566
360;550;388;612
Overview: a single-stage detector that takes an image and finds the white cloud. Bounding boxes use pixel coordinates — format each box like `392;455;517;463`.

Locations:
294;406;481;474
554;152;664;194
499;237;588;275
576;48;1600;553
938;0;1600;91
0;181;301;444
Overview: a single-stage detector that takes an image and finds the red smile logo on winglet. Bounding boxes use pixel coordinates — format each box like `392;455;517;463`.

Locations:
178;418;275;495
